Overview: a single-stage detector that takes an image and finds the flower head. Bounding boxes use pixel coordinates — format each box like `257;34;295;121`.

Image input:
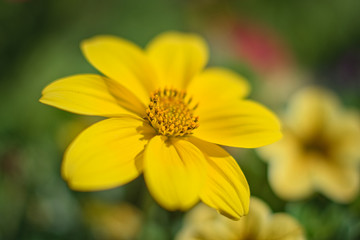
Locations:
40;32;281;219
176;197;305;240
259;87;360;202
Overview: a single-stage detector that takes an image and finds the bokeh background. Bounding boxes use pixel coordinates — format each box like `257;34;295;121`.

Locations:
1;0;360;239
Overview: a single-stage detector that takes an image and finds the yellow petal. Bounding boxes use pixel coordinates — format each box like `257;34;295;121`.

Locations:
40;74;134;117
189;137;250;220
285;87;340;141
146;31;208;89
259;134;314;200
268;159;313;200
105;77;147;116
312;158;359;203
260;213;305;240
194;100;282;148
331;111;360;164
62;117;156;191
177;204;238;240
81;35;158;104
238;197;271;238
187;67;250;104
143;136;206;211
269;157;313;200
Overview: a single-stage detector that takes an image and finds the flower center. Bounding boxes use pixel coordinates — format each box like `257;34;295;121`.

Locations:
146;88;199;137
303;135;331;159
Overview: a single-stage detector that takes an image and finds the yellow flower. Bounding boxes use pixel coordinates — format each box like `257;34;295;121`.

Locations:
176;197;305;240
40;32;281;219
259;87;360;203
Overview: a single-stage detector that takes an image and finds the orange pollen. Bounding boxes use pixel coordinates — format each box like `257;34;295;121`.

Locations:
146;88;199;137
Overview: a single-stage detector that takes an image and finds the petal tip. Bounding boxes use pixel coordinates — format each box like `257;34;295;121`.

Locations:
218;210;241;221
38;96;45;103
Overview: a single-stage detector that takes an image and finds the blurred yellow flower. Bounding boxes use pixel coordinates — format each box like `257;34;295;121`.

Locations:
40;32;281;219
176;197;305;240
83;201;142;240
259;87;360;202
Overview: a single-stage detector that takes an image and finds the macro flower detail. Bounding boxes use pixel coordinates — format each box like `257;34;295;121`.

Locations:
176;197;306;240
40;32;282;219
259;87;360;203
146;88;199;136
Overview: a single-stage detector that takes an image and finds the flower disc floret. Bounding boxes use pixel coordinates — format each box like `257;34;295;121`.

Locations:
146;88;199;137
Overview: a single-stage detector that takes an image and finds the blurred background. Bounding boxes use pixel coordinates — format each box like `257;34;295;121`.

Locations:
0;0;359;239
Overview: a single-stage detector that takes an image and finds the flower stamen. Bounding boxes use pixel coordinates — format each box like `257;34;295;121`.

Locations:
146;88;199;137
